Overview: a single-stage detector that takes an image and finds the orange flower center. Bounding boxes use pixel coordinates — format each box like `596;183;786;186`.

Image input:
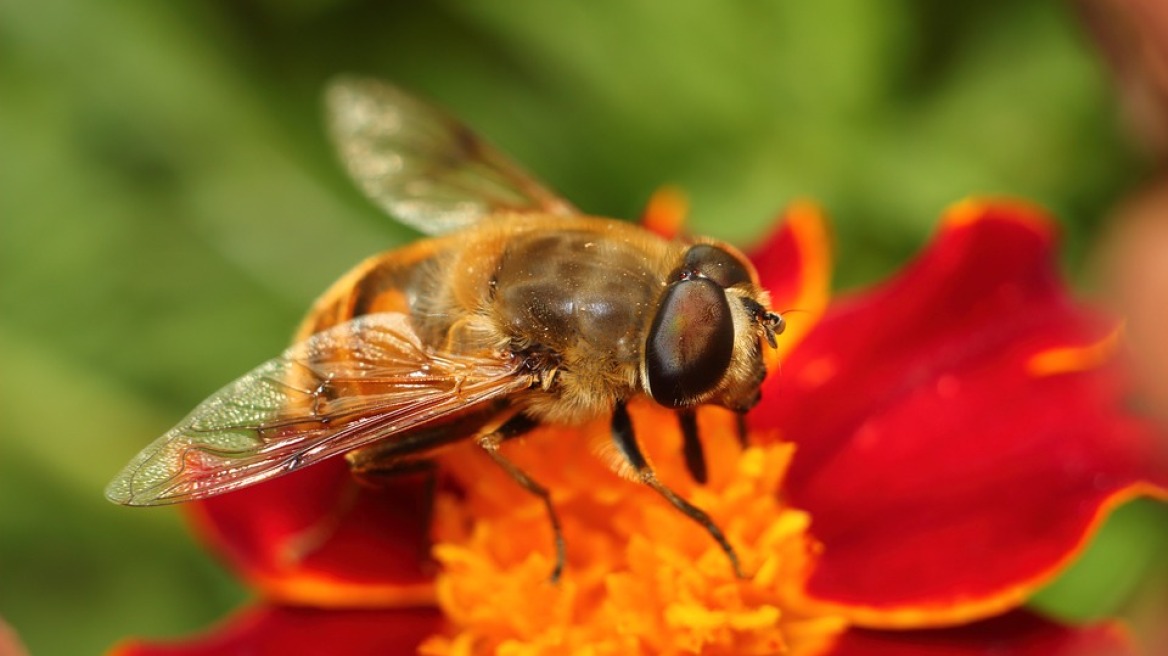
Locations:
420;402;847;655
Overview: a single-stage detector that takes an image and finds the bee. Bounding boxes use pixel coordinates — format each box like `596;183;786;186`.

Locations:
105;77;785;580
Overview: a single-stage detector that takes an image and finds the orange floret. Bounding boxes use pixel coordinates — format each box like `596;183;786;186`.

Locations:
420;402;847;656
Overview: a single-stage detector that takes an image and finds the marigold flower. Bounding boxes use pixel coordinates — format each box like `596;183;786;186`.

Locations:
110;200;1168;656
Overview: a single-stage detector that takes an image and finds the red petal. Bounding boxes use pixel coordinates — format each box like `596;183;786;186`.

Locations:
825;611;1135;656
749;200;833;361
753;200;1168;626
109;604;443;656
187;459;436;607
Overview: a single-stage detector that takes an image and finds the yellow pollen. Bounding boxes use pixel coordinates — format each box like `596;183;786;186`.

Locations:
419;403;847;655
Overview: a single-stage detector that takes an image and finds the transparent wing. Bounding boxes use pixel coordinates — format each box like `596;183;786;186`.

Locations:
106;313;534;506
326;76;578;235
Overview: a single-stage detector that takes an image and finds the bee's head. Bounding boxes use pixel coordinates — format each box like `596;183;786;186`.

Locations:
641;242;783;412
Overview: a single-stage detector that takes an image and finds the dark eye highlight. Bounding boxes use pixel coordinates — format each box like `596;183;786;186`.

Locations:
645;278;735;407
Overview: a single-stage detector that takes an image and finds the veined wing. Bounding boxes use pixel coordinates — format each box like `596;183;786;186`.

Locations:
326;76;578;235
105;313;534;506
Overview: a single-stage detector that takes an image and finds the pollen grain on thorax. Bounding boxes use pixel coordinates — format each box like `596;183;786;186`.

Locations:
420;402;847;656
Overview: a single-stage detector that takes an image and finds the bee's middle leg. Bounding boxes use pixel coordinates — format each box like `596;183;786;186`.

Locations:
615;401;744;578
274;447;443;568
344;425;466;522
347;453;440;523
332;426;482;572
474;413;566;582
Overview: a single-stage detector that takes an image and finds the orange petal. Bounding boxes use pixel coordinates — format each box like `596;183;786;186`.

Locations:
420;404;849;655
639;185;689;239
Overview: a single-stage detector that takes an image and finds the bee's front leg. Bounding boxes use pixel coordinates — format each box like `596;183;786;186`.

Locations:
735;412;750;448
612;401;744;578
676;408;708;485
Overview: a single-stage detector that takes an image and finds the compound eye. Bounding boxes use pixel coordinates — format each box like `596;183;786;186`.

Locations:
682;244;752;288
645;278;735;408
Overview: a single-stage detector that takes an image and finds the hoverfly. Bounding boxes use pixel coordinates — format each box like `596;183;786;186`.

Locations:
106;78;785;580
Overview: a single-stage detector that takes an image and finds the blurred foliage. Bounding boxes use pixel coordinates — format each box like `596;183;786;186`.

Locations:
1;1;1164;654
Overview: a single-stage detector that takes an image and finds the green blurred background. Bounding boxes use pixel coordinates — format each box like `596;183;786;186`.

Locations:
2;1;1167;654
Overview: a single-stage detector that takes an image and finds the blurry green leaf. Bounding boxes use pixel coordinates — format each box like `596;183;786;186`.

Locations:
0;329;170;491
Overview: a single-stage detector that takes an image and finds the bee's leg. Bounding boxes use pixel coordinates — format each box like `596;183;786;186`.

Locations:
278;457;439;568
314;424;491;573
485;411;539;444
613;401;745;578
346;420;476;474
677;409;708;485
349;455;438;491
344;422;485;543
475;413;566;582
736;412;750;448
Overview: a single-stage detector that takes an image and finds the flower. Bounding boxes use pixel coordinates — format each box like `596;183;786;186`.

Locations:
110;200;1168;656
1;617;30;656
